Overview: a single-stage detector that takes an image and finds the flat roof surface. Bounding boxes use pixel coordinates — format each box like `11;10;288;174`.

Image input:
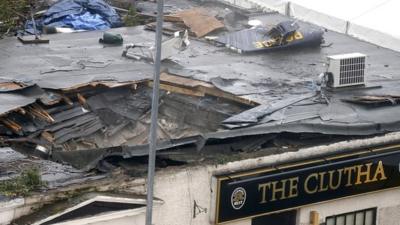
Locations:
1;12;399;103
1;1;400;171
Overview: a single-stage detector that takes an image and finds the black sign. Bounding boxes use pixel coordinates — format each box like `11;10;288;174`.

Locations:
215;149;400;224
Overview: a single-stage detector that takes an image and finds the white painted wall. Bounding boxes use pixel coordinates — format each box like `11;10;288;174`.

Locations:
278;0;400;40
378;205;400;225
89;215;144;225
0;198;25;225
150;165;251;225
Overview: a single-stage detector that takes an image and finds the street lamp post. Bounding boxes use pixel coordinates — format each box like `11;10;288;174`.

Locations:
145;0;164;224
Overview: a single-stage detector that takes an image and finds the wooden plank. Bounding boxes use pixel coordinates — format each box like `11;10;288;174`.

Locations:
164;15;183;22
160;73;257;106
160;72;214;88
170;8;224;37
1;119;22;133
77;93;87;107
41;131;55;143
28;104;55;123
0;82;25;91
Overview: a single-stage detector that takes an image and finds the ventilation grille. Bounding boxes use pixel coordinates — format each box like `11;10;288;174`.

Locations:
327;53;366;88
339;57;365;85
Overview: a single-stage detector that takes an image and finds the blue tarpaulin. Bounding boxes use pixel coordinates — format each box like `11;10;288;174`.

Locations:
42;0;122;30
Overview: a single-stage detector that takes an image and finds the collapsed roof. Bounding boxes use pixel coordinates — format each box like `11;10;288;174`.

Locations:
1;2;400;170
215;20;324;53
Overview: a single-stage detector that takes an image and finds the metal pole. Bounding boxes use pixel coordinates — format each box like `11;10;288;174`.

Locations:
145;0;164;223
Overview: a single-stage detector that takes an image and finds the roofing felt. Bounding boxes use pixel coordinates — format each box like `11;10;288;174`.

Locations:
0;147;94;188
1;11;399;101
1;2;400;170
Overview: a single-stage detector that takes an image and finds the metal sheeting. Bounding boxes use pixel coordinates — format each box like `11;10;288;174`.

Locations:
216;23;323;53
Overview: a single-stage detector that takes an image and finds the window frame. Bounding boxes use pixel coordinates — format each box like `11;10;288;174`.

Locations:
325;207;377;225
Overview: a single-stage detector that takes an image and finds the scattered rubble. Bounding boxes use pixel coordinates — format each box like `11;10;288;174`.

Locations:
214;20;324;53
0;73;253;170
123;30;190;61
343;95;400;106
167;8;225;37
99;32;124;45
146;8;225;37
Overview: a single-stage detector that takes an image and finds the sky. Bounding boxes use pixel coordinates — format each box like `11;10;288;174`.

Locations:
289;0;399;38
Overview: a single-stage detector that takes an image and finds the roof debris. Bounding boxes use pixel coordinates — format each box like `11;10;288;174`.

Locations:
122;30;190;61
0;73;252;169
214;20;324;53
222;93;316;127
342;95;400;106
0;81;30;92
146;8;225;37
1;0;400;174
168;8;225;37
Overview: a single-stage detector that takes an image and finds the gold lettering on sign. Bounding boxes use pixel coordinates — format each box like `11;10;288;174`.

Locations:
329;169;343;190
318;172;329;192
257;160;388;205
304;173;318;194
258;182;271;204
355;163;373;185
258;178;300;204
271;179;287;201
372;161;387;181
343;166;357;187
288;177;299;198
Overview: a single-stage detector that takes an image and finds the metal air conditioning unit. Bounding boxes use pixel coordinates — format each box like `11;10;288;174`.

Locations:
326;53;366;88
